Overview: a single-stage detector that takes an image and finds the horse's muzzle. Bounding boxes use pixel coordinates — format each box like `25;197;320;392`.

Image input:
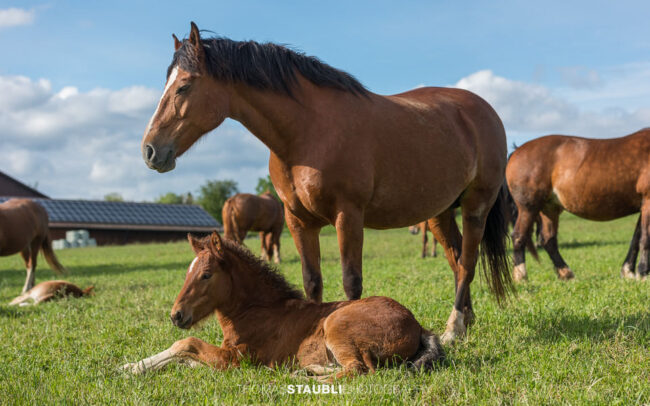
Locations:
143;143;176;173
171;310;192;329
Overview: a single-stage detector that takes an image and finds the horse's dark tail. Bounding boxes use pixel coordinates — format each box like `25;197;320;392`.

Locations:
480;185;514;305
409;330;445;371
221;199;242;244
41;234;66;274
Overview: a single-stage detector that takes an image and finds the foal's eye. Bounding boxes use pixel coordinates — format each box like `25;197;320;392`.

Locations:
176;84;190;94
201;273;212;280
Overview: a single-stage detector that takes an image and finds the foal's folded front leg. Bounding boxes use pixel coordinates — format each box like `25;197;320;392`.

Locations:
122;337;245;375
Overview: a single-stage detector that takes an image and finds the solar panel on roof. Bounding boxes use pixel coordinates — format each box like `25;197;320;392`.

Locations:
0;197;220;228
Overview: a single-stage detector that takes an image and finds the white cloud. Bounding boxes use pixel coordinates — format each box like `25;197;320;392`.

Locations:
0;8;34;28
454;69;650;145
0;75;269;201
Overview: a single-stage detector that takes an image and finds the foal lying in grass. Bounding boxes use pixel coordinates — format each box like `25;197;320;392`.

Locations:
9;280;94;306
123;232;444;379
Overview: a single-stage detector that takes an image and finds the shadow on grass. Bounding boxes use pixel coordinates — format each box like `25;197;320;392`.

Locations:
0;305;43;318
524;311;648;343
558;240;628;249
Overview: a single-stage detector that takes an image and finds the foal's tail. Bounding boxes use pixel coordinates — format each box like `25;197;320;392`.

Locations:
42;234;66;274
480;185;514;304
409;330;445;371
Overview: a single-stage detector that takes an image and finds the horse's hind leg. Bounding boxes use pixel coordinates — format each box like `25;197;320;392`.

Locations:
421;224;429;258
636;202;650;280
260;232;270;261
334;206;364;300
20;243;38;293
539;207;574;280
621;215;641;279
286;209;324;302
270;229;281;264
512;207;539;282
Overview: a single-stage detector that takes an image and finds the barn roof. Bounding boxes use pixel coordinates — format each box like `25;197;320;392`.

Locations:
0;171;49;198
0;197;220;232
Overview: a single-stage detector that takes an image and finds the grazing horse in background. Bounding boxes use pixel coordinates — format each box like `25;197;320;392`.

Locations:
0;199;65;292
141;22;512;343
9;280;93;306
409;222;438;258
122;232;444;379
222;192;284;263
507;130;650;282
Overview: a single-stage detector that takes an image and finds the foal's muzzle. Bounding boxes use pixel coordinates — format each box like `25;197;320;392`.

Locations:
171;310;192;329
143;143;176;173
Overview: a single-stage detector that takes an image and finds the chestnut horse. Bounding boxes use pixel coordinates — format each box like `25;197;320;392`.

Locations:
507;129;650;281
141;23;512;343
409;222;438;258
9;280;93;306
122;232;444;379
222;192;284;263
0;199;65;292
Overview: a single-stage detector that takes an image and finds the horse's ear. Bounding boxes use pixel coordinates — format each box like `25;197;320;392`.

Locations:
188;233;204;254
173;34;182;51
189;22;203;51
209;230;225;257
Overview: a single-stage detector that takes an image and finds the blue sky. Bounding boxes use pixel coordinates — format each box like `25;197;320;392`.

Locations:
2;1;650;199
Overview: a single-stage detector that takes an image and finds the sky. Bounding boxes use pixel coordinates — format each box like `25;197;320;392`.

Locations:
2;1;650;200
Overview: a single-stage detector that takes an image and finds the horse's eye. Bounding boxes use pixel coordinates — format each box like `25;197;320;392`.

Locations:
201;273;212;280
176;84;190;94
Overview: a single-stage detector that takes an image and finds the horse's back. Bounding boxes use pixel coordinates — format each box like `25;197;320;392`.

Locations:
507;132;649;218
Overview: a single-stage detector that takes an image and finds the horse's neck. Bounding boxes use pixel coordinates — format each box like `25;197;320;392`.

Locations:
228;77;370;161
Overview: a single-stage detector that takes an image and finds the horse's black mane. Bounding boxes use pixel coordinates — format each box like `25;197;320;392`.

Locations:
222;238;304;301
169;36;368;97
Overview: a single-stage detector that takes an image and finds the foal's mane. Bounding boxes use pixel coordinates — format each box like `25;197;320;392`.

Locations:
170;35;368;97
221;238;304;301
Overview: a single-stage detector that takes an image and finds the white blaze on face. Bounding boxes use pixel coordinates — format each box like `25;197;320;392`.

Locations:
188;257;199;275
146;66;179;134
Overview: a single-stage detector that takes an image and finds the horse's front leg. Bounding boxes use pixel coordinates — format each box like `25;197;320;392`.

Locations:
122;337;244;375
335;207;364;300
636;201;650;280
285;208;323;302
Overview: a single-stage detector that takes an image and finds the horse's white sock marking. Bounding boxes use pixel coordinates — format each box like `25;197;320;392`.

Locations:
145;66;179;134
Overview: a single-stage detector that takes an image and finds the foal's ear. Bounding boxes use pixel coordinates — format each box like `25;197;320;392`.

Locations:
188;233;204;254
208;230;225;258
172;34;182;51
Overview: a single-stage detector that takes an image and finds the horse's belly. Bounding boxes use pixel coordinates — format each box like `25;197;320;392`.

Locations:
553;186;641;221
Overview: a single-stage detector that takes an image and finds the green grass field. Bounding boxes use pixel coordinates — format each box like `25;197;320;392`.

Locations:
0;214;648;405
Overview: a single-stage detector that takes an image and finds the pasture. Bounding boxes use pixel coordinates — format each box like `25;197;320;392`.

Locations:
0;214;647;404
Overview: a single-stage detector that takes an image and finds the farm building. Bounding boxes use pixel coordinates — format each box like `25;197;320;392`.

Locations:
0;171;220;245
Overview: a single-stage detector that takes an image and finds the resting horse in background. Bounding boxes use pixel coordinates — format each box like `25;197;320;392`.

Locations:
507;130;650;281
0;199;65;292
9;280;93;306
122;232;444;379
409;222;438;258
222;192;284;263
141;23;512;343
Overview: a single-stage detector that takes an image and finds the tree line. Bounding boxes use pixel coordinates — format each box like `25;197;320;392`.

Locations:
103;175;278;223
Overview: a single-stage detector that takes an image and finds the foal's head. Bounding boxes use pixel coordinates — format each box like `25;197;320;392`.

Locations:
170;232;233;329
170;231;303;329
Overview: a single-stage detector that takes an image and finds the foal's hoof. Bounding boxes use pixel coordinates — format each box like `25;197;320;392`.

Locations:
557;268;575;280
440;330;462;346
513;264;528;283
121;362;146;375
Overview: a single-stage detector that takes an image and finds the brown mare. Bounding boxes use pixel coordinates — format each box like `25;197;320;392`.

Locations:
0;199;65;292
141;23;512;343
409;222;438;258
122;232;444;379
222;192;284;263
507;129;650;281
9;280;93;306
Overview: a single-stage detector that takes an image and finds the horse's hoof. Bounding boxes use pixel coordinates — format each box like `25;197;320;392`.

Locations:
635;273;647;282
620;264;636;279
440;331;458;346
557;268;575;280
513;264;528;282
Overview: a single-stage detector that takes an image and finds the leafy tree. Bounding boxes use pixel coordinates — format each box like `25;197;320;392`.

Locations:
104;192;124;202
197;179;238;223
155;192;194;205
255;175;280;201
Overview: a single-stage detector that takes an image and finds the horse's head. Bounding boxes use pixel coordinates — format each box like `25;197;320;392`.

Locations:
142;22;230;173
170;231;232;329
408;225;420;235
